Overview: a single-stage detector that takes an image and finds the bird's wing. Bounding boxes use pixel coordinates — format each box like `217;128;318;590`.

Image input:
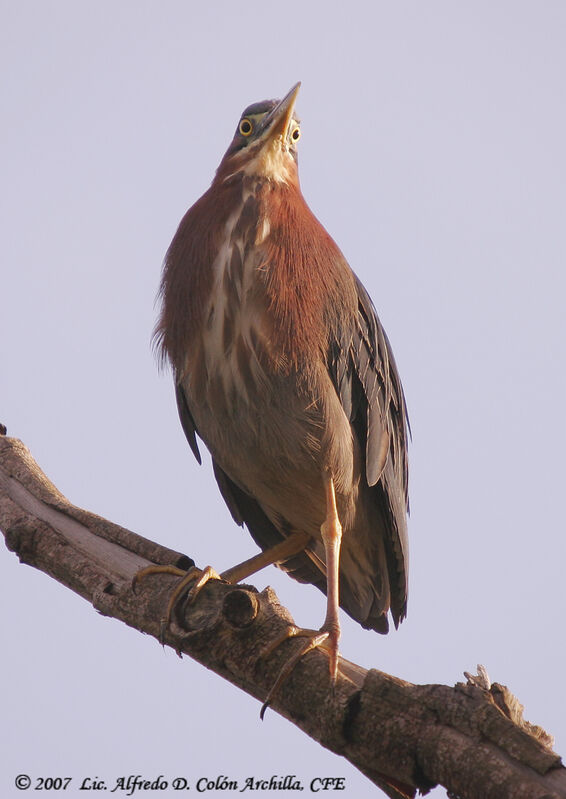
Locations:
175;384;202;464
328;273;410;627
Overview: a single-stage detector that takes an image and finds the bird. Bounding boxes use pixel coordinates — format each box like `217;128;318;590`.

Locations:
142;82;409;700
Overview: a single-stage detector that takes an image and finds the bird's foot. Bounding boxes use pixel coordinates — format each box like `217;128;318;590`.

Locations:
132;564;221;641
258;624;340;719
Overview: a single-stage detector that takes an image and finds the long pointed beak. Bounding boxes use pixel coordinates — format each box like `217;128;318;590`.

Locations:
262;82;301;141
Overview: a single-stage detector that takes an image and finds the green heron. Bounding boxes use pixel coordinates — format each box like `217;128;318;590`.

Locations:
143;83;409;701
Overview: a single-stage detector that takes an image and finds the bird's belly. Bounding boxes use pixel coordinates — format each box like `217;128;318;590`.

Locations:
183;340;356;538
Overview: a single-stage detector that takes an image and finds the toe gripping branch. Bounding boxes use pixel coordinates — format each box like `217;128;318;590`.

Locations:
132;563;222;643
132;563;347;718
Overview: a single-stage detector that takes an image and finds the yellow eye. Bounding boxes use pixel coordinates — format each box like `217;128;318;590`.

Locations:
291;126;301;142
239;118;253;136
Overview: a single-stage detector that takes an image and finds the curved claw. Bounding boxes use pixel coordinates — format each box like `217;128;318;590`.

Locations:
186;565;222;602
258;627;336;719
132;564;221;640
161;565;222;630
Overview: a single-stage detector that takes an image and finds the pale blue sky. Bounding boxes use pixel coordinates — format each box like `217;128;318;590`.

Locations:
2;3;565;797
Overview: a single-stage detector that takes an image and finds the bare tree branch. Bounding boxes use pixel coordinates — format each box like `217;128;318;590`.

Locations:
1;432;564;799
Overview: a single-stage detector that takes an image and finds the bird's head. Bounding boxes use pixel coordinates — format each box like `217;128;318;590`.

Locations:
215;82;302;185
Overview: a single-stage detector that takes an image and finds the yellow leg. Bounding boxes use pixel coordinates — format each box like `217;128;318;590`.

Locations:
260;474;343;717
221;530;311;582
320;474;342;682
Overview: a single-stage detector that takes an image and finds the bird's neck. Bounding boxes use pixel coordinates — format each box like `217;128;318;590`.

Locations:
157;175;356;379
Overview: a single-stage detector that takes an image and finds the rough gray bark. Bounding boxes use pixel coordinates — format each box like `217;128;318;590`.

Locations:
1;432;564;799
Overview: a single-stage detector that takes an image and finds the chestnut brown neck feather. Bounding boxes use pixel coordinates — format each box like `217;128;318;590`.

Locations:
156;173;357;378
